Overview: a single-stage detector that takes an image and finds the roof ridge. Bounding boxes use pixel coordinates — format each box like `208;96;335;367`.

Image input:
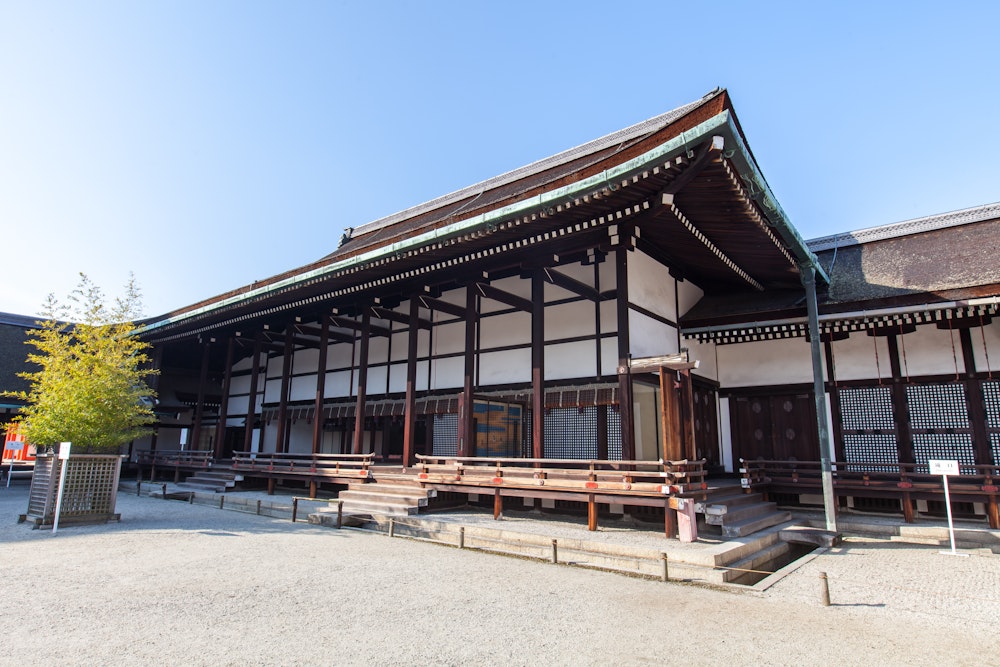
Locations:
344;89;724;242
807;201;1000;251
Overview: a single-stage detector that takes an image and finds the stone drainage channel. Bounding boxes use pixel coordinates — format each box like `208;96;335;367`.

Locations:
135;483;826;592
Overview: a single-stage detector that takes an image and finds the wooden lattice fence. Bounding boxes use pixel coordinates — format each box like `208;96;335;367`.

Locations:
21;454;123;527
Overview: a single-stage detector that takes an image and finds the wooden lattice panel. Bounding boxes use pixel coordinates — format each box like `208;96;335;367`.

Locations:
839;386;895;430
431;413;458;456
843;433;899;471
543;407;598;460
906;384;970;429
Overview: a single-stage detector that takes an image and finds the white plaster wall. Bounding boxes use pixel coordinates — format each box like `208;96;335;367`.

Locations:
599;255;616;290
717;338;814;387
627;250;677;322
545;341;597;380
366;366;388;394
479;348;531;385
433;321;465;356
293;347;319;375
230;375;252;395
479;276;531;314
830;333;894;382
480;310;529;348
545;300;594;341
628;310;678;358
326;370;352;398
287;421;313;454
544;280;577;302
289;374;315;402
676;278;705;318
895;325;969;376
601;338;619;376
685;338;718;382
328;342;354;369
415;360;430;392
431;356;464;390
264;378;282;398
600;300;617;333
973;320;1000;372
388;362;407;394
363;336;389;365
390;332;408;362
718;397;733;473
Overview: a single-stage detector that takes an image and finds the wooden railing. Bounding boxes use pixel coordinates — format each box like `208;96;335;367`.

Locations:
135;450;213;468
739;458;1000;527
230;451;374;479
413;455;706;496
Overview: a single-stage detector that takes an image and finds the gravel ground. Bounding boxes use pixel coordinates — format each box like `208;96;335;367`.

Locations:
2;483;998;666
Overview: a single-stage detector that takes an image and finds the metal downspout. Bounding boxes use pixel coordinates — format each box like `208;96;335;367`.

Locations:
801;263;838;533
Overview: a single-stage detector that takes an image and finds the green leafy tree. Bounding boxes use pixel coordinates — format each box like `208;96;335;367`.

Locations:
4;274;158;453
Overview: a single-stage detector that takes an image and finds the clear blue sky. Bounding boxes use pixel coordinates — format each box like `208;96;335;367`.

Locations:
2;2;998;317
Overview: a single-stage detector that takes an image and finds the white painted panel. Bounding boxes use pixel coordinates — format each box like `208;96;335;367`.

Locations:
546;340;597;380
431;356;464;390
433;321;466;355
388;362;407;394
480;310;530;348
390;332;409;362
973;320;1000;373
264;378;282;397
558;261;596;283
633;382;661;461
328;342;354;369
686;338;718;382
226;396;246;417
546;300;594;341
289;374;315;402
601;338;619;376
627;250;676;321
830;333;894;382
896;325;969;376
292;347;319;375
365;336;389;365
717;339;813;387
287;421;313;454
416;360;430;392
600;299;618;333
480;276;531;314
544;281;578;302
232;356;255;372
628;310;677;358
326;370;352;399
230;375;252;395
479;349;531;385
599;256;616;290
676;279;705;317
366;365;389;395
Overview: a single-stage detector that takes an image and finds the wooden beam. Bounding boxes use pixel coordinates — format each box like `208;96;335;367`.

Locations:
659;136;724;199
294;324;356;345
352;310;370;454
275;334;293;454
419;295;467;319
331;315;391;338
460;286;477;457
371;305;432;330
243;333;262;452
679;369;697;460
213;337;235;458
660;368;683;461
616;247;635;460
191;342;211;452
476;282;533;313
543;267;600;301
403;298;419;467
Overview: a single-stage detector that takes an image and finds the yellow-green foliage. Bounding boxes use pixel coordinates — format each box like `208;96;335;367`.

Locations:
5;274;158;453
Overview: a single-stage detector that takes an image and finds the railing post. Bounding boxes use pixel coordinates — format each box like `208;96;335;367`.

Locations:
661;553;669;582
337;500;343;529
819;571;831;606
551;539;558;564
459;526;465;549
292;498;298;523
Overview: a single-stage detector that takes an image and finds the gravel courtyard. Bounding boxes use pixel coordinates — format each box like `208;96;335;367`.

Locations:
2;484;997;666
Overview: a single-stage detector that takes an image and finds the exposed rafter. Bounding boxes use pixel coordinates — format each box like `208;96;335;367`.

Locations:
419;295;467;319
658;136;725;198
542;267;603;301
370;305;432;330
475;282;533;313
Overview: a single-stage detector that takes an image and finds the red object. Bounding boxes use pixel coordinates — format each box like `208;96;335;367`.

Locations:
584;481;599;490
491;477;503;485
3;424;35;463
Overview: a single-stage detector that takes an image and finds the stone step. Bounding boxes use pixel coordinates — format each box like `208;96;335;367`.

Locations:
779;526;841;548
338;489;430;507
705;501;778;526
335;500;418;516
307;509;368;528
191;471;243;482
721;511;793;538
177;481;228;492
723;541;792;584
697;491;764;515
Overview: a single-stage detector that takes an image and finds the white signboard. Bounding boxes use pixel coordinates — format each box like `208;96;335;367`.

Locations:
928;459;959;476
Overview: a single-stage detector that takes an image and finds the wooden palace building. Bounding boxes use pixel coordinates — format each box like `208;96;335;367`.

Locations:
130;88;1000;529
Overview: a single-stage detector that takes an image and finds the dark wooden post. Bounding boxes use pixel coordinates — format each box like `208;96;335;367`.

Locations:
660;368;682;461
353;310;370;454
886;335;914;465
213;337;235;459
403;298;419;467
679;369;697;460
312;316;329;455
532;270;545;460
959;328;991;466
275;334;293;454
616;247;635;460
243;333;262;453
460;286;476;457
191;341;211;451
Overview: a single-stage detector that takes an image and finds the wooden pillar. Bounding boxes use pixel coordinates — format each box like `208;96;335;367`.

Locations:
309;480;317;499
493;489;503;520
587;495;598;531
660;368;682;461
532;270;545;460
679;369;697;460
597;405;608;460
664;498;677;539
312;316;329;455
959;328;991;466
886;335;914;464
403;298;419;467
275;334;293;454
242;333;262;453
460;286;476;457
191;341;211;451
213;337;235;459
615;247;635;460
353;310;370;454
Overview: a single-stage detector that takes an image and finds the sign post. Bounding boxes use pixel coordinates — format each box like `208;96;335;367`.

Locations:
52;442;72;536
928;459;967;557
4;440;23;488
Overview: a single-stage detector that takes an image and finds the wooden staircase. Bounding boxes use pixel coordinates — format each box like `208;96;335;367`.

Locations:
312;480;437;523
